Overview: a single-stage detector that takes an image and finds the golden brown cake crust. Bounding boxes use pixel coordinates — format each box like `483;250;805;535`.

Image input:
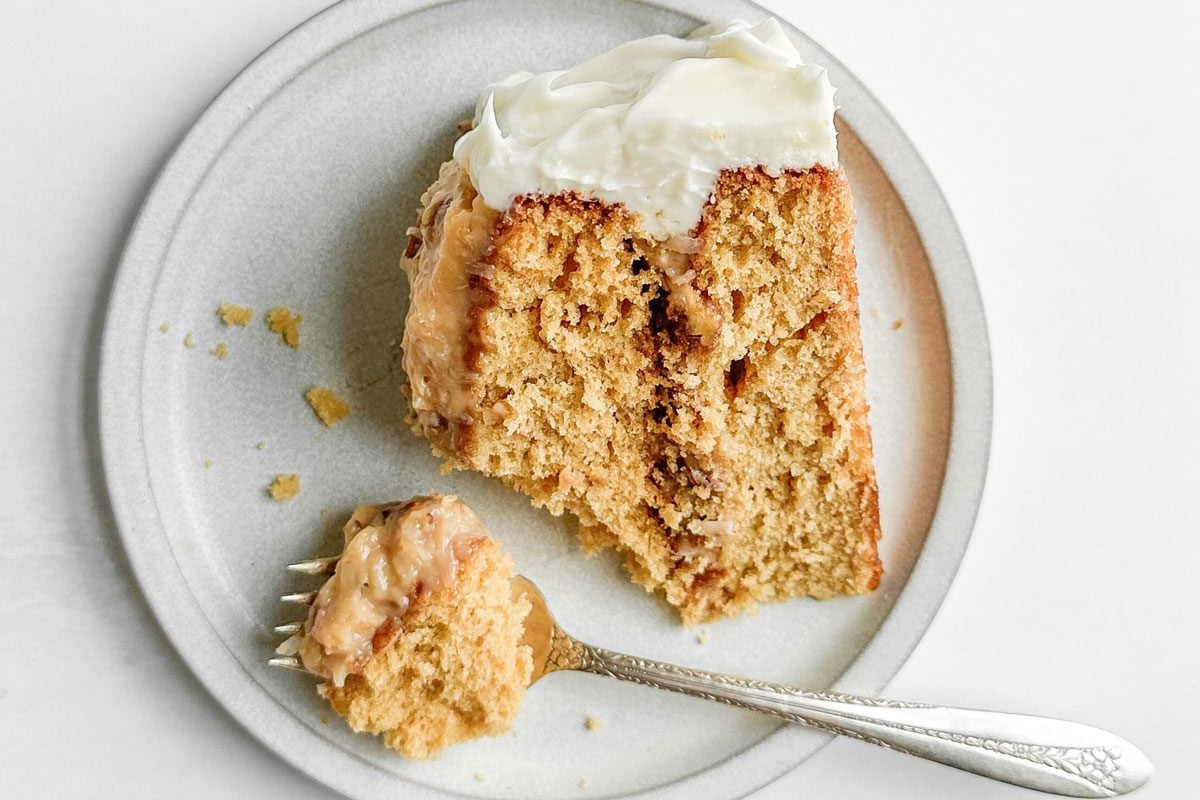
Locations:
401;161;881;623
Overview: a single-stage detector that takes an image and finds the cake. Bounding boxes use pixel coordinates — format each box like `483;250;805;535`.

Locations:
294;495;532;758
400;19;881;624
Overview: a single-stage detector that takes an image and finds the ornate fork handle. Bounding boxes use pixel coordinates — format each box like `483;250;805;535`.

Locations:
550;630;1150;798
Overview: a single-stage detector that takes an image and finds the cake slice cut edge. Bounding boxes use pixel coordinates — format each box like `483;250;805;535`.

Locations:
400;160;882;624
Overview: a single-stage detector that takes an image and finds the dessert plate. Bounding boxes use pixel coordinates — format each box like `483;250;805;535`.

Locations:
99;1;991;798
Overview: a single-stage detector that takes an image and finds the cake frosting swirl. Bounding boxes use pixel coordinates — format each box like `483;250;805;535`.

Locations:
453;19;838;238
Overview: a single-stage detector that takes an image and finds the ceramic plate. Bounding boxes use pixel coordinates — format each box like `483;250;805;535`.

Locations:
99;1;991;797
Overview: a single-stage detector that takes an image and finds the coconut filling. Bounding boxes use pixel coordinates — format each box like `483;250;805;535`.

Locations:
292;496;486;687
401;162;501;440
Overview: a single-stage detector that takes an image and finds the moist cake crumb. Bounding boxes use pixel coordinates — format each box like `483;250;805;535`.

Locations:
401;163;882;624
255;440;266;450
309;497;533;758
584;715;603;731
268;473;300;501
579;780;588;791
158;321;170;334
892;319;904;330
266;306;303;349
217;302;254;327
183;332;196;349
306;386;351;427
210;342;228;360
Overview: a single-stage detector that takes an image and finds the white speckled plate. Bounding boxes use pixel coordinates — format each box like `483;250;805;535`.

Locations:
99;1;991;798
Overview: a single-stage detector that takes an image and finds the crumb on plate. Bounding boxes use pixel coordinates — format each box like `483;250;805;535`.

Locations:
268;473;300;501
255;440;266;450
305;386;351;427
183;332;196;349
210;342;228;360
217;302;254;327
203;458;213;468
266;306;302;349
696;629;708;645
585;715;602;731
158;322;170;334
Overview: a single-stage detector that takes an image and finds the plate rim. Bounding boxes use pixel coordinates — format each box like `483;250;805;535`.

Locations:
98;0;993;798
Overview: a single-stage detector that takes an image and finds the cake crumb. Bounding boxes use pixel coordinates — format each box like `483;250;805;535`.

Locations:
320;715;330;725
268;473;300;501
158;322;170;334
266;306;303;349
255;440;266;450
210;342;228;360
584;715;602;731
203;458;213;468
216;302;254;327
708;130;726;141
306;386;352;427
578;779;588;791
183;332;196;349
473;773;485;783
892;319;904;330
696;629;708;644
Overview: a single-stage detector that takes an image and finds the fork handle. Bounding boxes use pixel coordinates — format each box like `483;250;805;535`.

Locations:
570;642;1151;797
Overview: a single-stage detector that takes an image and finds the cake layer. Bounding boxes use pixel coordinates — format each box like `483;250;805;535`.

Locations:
401;161;881;623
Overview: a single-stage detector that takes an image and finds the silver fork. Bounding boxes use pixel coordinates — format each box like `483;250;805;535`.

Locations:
272;561;1152;798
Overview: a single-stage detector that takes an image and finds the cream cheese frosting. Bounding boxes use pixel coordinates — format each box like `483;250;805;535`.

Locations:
453;18;838;239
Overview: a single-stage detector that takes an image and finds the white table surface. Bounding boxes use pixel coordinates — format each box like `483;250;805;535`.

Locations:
2;1;1197;797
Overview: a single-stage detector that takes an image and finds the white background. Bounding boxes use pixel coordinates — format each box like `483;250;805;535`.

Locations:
2;1;1197;797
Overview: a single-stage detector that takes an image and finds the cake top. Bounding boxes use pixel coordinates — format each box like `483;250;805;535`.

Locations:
453;19;838;238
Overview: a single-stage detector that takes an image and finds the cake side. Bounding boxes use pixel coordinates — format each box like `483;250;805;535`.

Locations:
400;163;881;623
663;167;881;615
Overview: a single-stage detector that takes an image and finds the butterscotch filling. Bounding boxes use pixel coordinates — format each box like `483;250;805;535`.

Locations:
297;495;484;687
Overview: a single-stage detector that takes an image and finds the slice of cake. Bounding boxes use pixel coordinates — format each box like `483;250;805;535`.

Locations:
294;495;532;758
401;19;881;624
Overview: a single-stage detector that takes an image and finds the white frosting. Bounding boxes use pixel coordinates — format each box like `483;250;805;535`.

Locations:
453;19;838;239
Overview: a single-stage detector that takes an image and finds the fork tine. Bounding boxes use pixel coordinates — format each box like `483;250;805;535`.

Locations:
268;655;306;672
273;621;303;635
280;590;318;605
288;556;340;576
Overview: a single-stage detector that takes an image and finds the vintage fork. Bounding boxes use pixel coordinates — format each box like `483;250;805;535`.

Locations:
271;561;1151;799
